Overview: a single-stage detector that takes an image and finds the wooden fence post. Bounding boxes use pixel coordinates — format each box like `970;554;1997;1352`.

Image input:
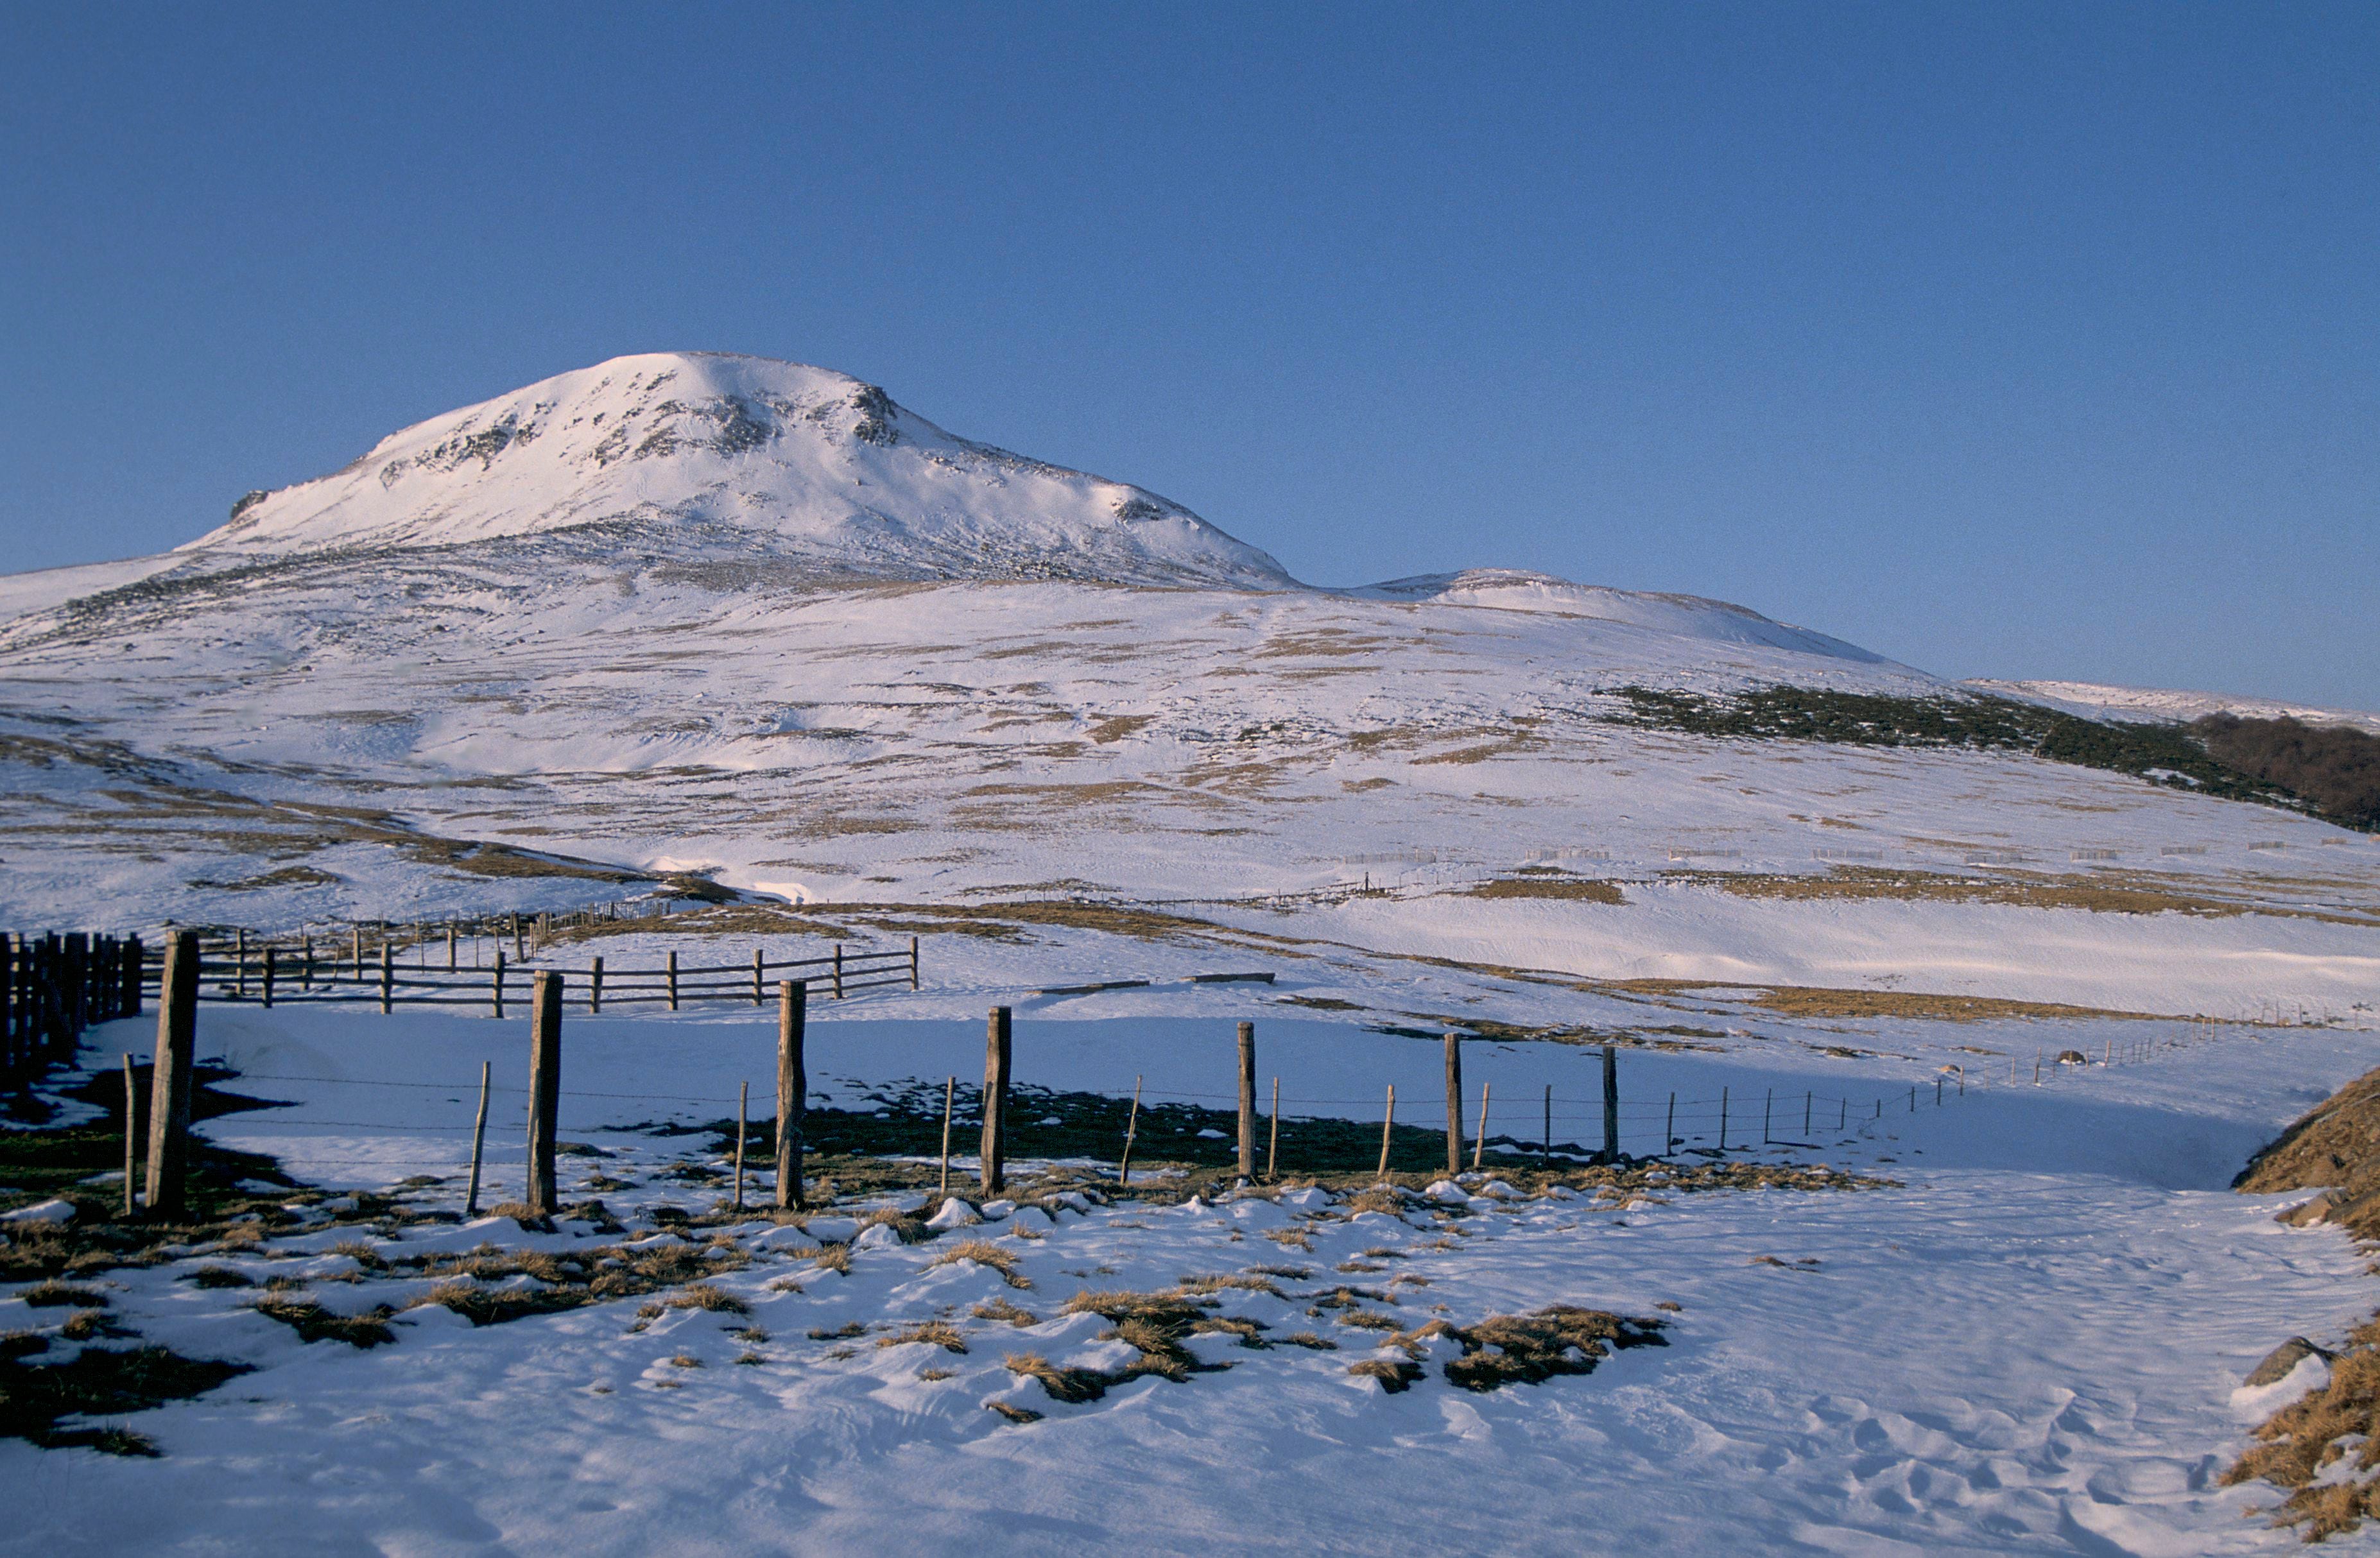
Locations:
666;951;678;1012
733;1080;748;1211
1602;1045;1619;1163
980;1006;1010;1193
525;972;562;1215
512;914;524;963
751;949;764;1007
233;928;246;1001
447;922;458;971
144;931;198;1218
464;1059;491;1217
121;934;142;1018
1267;1076;1281;1182
121;1052;139;1218
380;945;394;1014
1377;1083;1396;1179
1544;1084;1552;1171
352;926;363;980
833;944;845;1001
589;956;605;1014
1444;1032;1464;1174
261;946;275;1009
492;951;506;1020
1117;1075;1141;1188
776;980;807;1210
1236;1021;1257;1180
939;1075;956;1197
1473;1081;1490;1171
909;935;920;991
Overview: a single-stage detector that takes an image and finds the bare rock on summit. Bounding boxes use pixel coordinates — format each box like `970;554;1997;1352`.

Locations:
2245;1336;2334;1389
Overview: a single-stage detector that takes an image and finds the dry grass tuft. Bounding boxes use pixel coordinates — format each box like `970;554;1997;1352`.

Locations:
1175;1272;1284;1299
252;1296;397;1348
664;1283;748;1315
1349;1357;1424;1392
986;1400;1043;1425
1279;1331;1338;1350
1344;1190;1410;1218
971;1297;1040;1327
183;1265;255;1289
877;1321;968;1354
668;1353;702;1369
1004;1351;1114;1405
930;1238;1033;1288
1439;1305;1668;1392
811;1245;852;1276
21;1281;107;1309
325;1238;388;1271
807;1322;865;1342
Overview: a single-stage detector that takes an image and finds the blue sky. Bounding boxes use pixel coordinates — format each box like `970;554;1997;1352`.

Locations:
3;3;2374;706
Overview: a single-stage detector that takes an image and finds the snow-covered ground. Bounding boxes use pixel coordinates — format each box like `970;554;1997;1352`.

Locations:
5;977;2378;1555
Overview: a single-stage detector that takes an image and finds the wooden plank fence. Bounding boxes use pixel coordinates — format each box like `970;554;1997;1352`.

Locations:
126;931;921;1013
0;930;144;1086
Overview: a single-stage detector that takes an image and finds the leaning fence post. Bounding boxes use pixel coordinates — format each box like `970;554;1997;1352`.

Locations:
734;1080;748;1211
1602;1045;1619;1162
121;1052;139;1219
1377;1084;1398;1179
980;1005;1010;1193
1118;1075;1141;1188
525;972;562;1215
775;980;807;1210
1763;1088;1772;1145
1268;1075;1281;1181
939;1075;956;1196
1237;1021;1257;1179
464;1059;491;1216
144;930;198;1219
1719;1087;1729;1152
1472;1080;1490;1172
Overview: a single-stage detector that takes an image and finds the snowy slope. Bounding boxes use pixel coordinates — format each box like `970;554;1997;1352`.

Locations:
185;352;1295;589
1972;678;2380;735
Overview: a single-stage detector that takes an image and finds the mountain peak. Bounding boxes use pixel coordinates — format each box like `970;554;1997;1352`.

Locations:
188;352;1295;589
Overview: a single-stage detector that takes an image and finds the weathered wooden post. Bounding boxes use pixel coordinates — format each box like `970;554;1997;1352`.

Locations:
524;972;562;1215
144;931;198;1218
351;925;363;980
909;935;920;991
1444;1032;1465;1174
775;980;807;1210
666;950;678;1012
939;1075;956;1196
464;1059;491;1217
121;1052;139;1218
380;945;394;1014
233;928;247;1001
1267;1076;1281;1181
1236;1021;1257;1179
511;914;524;963
589;956;603;1014
261;946;275;1009
1601;1044;1619;1162
491;950;506;1020
1377;1083;1396;1179
1473;1080;1490;1171
833;944;845;1000
751;948;764;1007
980;1005;1010;1193
733;1080;748;1211
1117;1075;1141;1187
447;922;458;971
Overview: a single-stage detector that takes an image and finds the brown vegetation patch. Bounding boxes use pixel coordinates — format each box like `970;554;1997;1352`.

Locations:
877;1321;967;1354
1349;1357;1424;1392
1463;876;1626;904
252;1296;397;1348
931;1239;1033;1288
0;1342;250;1455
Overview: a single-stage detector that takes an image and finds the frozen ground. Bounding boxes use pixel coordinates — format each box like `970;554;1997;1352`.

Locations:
3;955;2379;1554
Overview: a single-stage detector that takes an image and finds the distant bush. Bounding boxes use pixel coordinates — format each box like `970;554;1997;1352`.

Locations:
1604;685;2380;831
2193;715;2380;830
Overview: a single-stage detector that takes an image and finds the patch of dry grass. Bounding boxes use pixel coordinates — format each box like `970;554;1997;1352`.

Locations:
1348;1357;1424;1392
876;1321;967;1354
930;1238;1033;1288
971;1297;1039;1326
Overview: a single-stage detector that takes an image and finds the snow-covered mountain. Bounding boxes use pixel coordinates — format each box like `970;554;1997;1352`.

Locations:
189;352;1295;590
0;350;2373;949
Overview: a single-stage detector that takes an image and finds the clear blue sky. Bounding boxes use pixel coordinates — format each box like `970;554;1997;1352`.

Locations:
4;3;2374;706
